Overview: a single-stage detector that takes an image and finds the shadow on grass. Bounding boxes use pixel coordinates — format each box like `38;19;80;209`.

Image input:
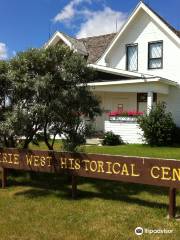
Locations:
6;172;180;214
8;172;168;197
14;187;170;212
8;171;72;199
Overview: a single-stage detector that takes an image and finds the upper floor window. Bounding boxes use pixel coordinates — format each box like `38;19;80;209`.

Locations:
126;44;138;71
148;41;163;69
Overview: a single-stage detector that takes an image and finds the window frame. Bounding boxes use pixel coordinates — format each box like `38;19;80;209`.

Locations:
126;43;138;72
148;40;163;70
137;93;157;111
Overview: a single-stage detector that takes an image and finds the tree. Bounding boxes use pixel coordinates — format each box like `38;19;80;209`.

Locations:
0;49;48;148
40;46;101;151
0;60;15;147
0;45;101;150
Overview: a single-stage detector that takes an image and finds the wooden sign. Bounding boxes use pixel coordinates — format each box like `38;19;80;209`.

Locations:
0;148;179;218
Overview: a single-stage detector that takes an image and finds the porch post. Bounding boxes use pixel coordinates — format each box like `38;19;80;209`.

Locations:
147;91;153;114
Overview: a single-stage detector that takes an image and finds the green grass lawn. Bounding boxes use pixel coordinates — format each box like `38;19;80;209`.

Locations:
84;144;180;160
30;141;180;160
1;142;180;240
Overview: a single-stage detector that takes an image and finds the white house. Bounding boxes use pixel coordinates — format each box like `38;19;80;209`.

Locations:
45;1;180;143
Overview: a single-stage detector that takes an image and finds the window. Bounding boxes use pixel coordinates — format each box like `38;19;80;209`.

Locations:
137;93;157;112
126;44;138;71
137;93;157;103
148;41;163;69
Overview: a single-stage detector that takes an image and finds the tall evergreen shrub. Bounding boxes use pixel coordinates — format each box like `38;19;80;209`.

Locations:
138;102;175;146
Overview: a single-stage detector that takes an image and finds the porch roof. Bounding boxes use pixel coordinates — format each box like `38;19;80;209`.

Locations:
88;77;179;95
88;77;178;86
89;64;154;79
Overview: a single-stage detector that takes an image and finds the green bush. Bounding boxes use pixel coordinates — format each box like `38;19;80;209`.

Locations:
138;102;175;146
102;131;123;146
62;133;86;152
173;126;180;144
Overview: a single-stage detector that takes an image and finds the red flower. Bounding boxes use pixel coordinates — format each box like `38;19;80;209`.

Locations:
108;109;144;117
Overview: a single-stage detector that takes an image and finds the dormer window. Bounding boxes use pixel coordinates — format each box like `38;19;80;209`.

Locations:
126;44;138;71
148;41;163;69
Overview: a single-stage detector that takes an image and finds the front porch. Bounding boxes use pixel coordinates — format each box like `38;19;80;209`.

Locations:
89;79;170;143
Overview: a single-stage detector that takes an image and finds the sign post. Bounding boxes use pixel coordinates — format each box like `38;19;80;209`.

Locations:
1;168;7;189
169;188;176;219
72;175;77;199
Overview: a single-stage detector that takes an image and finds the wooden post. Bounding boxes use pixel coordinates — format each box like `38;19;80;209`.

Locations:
72;175;77;199
168;188;176;219
1;168;7;189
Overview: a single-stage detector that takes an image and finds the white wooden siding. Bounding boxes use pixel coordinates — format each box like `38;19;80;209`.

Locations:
166;86;180;127
105;121;144;144
98;9;180;83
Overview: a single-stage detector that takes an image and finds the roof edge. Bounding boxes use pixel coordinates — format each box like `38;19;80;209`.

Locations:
96;1;180;64
89;63;155;79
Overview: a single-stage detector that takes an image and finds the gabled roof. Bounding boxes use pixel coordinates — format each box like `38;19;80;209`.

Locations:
45;31;116;63
45;31;88;55
176;31;180;38
45;1;179;65
145;2;180;39
62;32;88;55
79;33;116;63
98;1;180;63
